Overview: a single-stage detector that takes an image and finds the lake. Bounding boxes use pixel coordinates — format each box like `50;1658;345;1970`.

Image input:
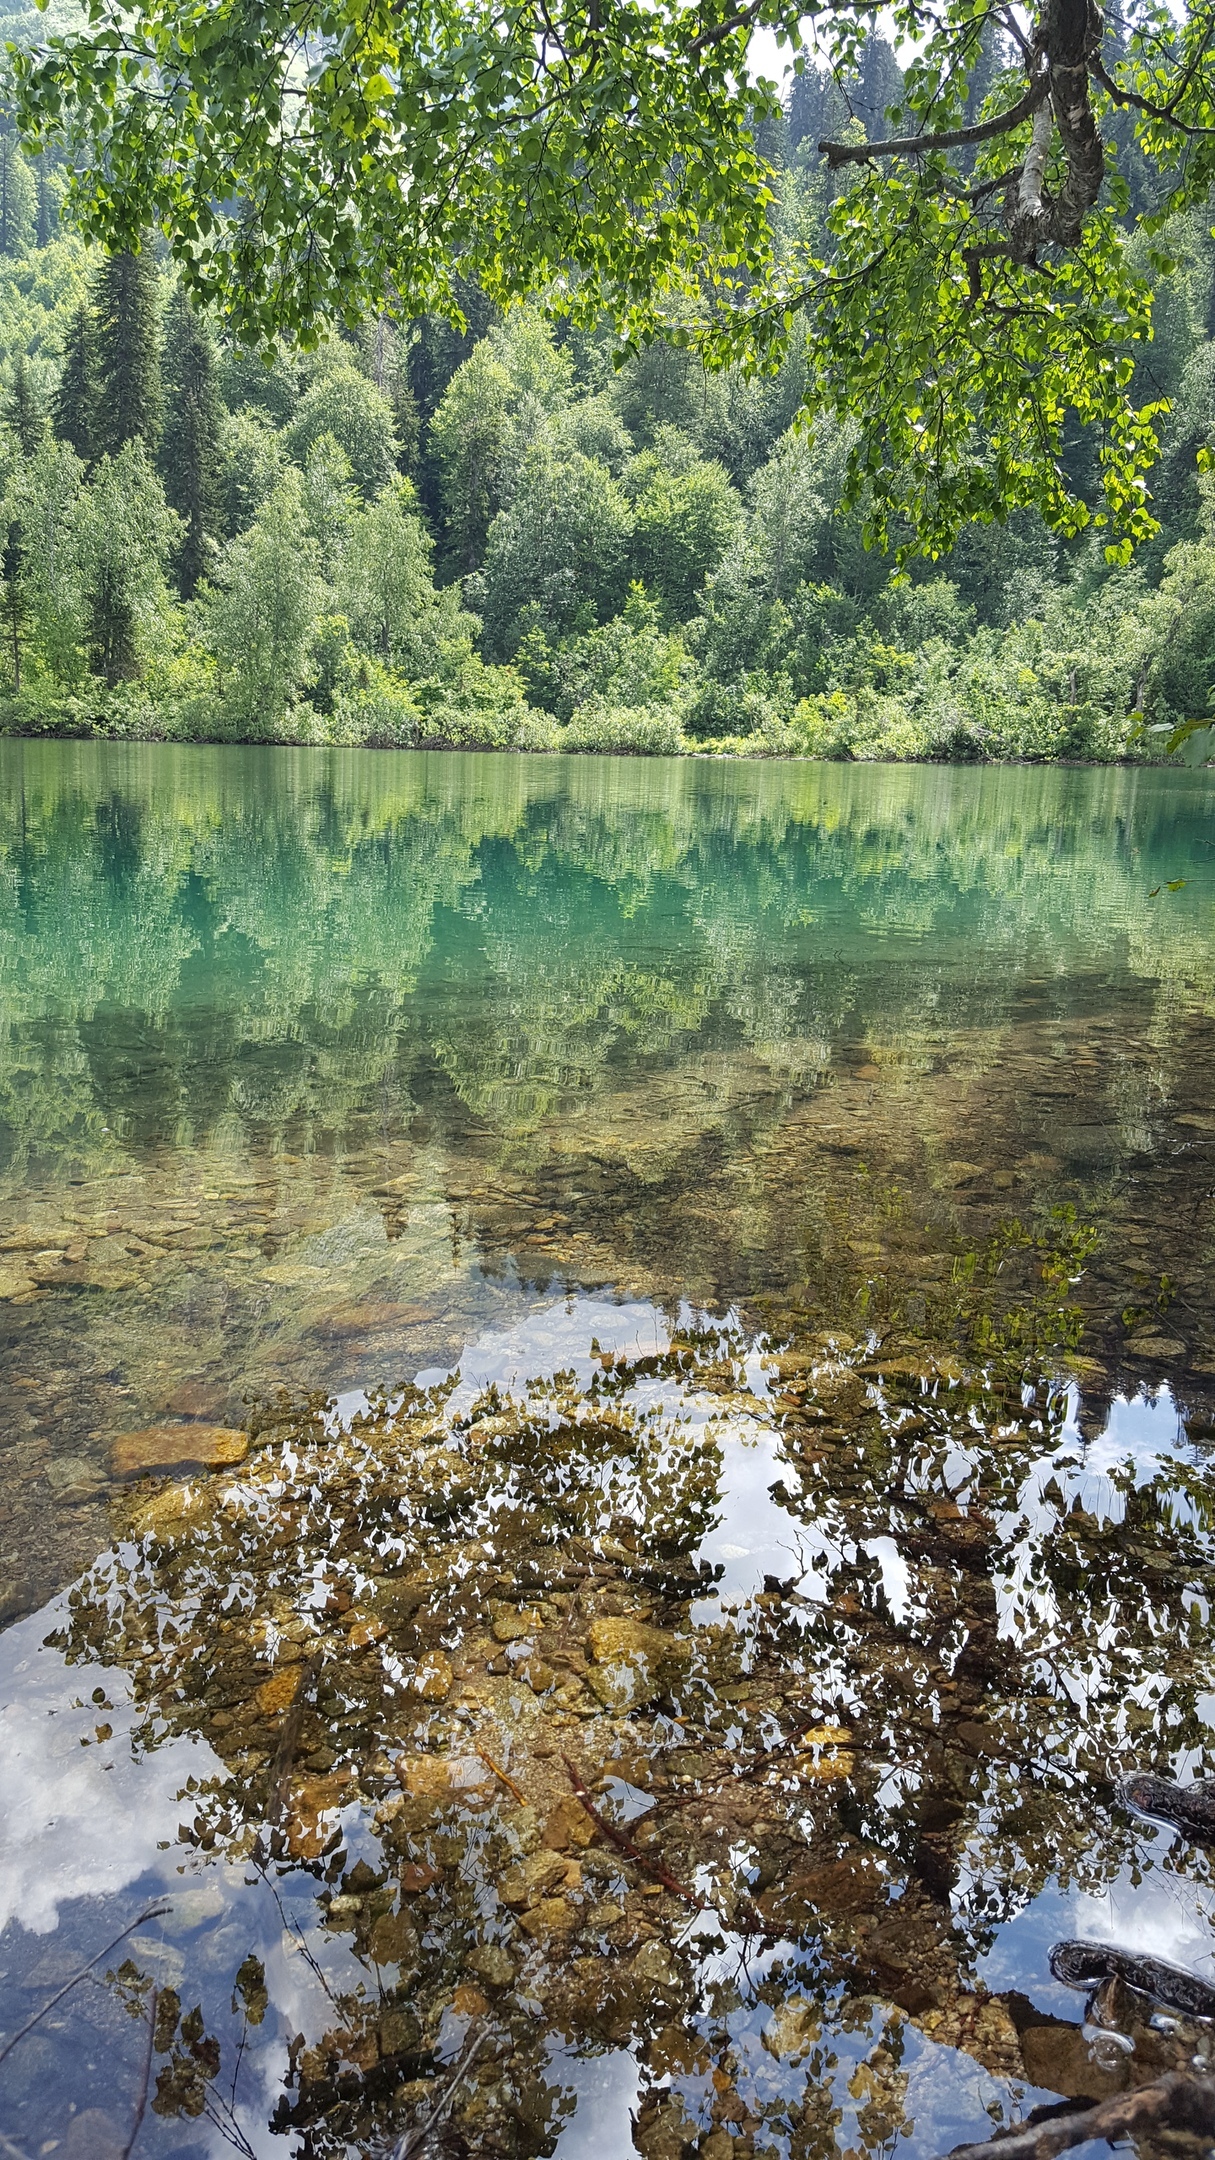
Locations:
1;740;1214;2160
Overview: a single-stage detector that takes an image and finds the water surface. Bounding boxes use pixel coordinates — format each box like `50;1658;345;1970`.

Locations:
2;743;1215;2160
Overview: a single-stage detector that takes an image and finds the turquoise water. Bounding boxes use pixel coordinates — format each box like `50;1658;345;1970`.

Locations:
1;743;1214;2159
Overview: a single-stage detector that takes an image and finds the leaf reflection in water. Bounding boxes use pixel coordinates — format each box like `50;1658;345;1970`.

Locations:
2;1265;1215;2160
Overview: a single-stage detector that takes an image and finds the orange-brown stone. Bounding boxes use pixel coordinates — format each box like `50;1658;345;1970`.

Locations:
110;1423;248;1479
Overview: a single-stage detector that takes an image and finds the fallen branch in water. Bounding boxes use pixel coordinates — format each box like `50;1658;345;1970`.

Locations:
939;2071;1215;2160
0;1905;170;2066
562;1755;704;1905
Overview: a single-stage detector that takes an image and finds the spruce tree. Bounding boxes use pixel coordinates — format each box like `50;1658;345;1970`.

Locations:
0;520;29;691
93;248;162;457
54;303;99;464
7;357;45;457
159;286;223;596
35;167;58;248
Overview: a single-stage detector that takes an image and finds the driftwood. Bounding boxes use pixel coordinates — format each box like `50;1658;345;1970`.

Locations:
940;2072;1215;2160
1050;1938;1215;2020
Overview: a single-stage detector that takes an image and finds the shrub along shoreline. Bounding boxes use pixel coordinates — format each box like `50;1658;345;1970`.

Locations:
0;693;1197;762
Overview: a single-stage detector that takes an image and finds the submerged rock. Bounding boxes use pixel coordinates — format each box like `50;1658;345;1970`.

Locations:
110;1422;249;1478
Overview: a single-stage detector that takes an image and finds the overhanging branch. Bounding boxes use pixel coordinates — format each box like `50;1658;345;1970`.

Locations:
820;74;1048;166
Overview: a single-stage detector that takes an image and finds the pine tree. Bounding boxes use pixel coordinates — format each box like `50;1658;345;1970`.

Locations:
54;303;99;465
93;248;162;457
159;286;223;596
7;357;45;457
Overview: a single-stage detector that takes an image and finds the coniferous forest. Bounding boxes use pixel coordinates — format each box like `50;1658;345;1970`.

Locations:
2;24;1215;757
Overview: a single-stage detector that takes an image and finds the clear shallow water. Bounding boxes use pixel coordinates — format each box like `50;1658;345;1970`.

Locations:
2;743;1215;2159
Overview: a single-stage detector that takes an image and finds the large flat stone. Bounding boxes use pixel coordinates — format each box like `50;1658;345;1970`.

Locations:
110;1422;249;1479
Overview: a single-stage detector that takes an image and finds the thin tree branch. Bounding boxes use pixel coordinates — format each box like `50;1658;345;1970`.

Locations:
820;74;1047;166
1090;51;1215;132
119;1990;156;2160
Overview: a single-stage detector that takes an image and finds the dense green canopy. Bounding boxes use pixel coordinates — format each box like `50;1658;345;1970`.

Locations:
9;0;1215;553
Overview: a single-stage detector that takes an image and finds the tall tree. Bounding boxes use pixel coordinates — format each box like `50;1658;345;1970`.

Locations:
72;439;179;683
34;165;59;247
0;138;36;258
93;248;162;458
53;303;99;465
0;521;31;691
6;357;45;458
159;285;223;597
205;469;324;731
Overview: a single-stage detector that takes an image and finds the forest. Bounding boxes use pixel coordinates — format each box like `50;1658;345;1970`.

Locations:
2;33;1215;759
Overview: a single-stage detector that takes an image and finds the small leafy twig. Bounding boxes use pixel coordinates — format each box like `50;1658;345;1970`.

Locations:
389;2022;489;2160
0;1906;170;2066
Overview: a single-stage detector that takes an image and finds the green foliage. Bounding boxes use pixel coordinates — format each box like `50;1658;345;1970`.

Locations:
337;477;474;678
6;351;43;453
204;470;324;733
473;440;633;657
159;286;223;597
283;362;398;499
562;698;685;755
71;439;178;682
429;313;573;572
52;296;97;461
0;137;35;258
0;201;1206;763
92;247;161;456
11;0;778;355
517;585;695;722
626;429;744;621
218;406;285;538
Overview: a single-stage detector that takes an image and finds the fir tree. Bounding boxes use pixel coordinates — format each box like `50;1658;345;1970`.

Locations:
93;248;162;457
54;303;99;465
7;357;45;457
159;286;223;596
0;138;36;258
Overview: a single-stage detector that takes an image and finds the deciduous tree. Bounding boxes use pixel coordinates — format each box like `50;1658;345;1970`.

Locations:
159;285;223;596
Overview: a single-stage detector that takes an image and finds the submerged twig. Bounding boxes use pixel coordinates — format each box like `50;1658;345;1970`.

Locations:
0;1905;170;2066
265;1657;317;1827
939;2071;1215;2160
389;2021;489;2160
475;1744;527;1805
119;1988;157;2160
562;1755;704;1905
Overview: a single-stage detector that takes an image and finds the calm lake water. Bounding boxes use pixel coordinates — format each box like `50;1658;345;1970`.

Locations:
2;741;1215;2160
